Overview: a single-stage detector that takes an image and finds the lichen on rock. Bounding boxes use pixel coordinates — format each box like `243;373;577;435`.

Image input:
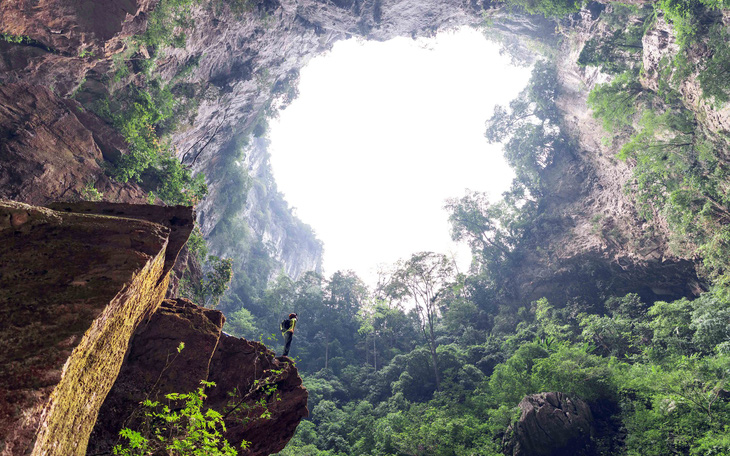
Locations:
0;200;192;456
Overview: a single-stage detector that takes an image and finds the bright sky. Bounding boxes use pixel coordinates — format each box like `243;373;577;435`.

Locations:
268;26;532;286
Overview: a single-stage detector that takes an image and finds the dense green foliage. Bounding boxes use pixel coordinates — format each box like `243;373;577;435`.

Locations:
220;266;729;456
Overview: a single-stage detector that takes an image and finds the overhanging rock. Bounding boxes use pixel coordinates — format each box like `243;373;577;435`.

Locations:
0;200;193;456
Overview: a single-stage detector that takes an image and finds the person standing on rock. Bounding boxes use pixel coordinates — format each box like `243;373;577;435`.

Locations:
280;312;297;357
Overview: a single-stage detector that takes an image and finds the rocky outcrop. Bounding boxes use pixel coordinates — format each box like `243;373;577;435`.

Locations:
642;14;730;139
504;392;594;456
0;83;148;205
0;200;192;456
0;201;306;455
46;201;196;293
87;298;308;456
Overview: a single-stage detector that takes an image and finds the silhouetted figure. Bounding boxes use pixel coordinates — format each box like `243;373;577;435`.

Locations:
280;312;297;357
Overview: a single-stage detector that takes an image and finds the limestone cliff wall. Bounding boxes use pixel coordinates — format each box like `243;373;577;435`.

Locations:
200;136;323;280
495;4;719;306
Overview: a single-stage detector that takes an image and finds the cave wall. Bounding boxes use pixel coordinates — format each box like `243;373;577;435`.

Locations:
1;0;721;309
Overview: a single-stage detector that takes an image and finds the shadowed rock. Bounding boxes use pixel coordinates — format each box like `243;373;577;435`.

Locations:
504;392;594;456
0;84;149;205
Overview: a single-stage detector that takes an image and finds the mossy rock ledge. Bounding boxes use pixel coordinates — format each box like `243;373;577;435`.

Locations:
0;200;193;456
87;298;309;456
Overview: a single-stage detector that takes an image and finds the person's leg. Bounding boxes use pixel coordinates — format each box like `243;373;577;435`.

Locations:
282;331;293;356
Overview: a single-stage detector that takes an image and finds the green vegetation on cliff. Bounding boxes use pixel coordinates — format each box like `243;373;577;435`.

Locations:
586;3;730;286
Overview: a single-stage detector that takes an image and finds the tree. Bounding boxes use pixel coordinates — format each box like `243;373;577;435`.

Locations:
485;61;566;197
444;190;533;291
587;71;646;133
577;22;644;74
381;252;456;391
202;256;234;308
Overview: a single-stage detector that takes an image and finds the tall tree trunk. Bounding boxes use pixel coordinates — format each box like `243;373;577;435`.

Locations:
325;337;329;370
373;333;377;371
424;326;440;391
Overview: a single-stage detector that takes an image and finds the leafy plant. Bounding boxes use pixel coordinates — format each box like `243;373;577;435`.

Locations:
80;181;104;201
114;381;239;456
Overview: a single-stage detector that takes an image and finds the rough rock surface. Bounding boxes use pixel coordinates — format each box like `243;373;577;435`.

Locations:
0;83;148;205
87;298;308;456
642;14;730;140
46;201;196;294
504;392;594;456
0;201;192;456
0;0;151;95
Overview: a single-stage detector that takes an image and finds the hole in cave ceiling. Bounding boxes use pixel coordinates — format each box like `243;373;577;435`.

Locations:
265;26;532;285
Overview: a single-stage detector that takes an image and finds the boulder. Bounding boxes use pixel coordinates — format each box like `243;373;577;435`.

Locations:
504;392;594;456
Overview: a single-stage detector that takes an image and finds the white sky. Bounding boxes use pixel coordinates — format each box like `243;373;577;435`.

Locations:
268;26;532;287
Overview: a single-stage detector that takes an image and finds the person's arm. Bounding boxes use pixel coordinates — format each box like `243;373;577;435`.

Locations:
290;318;297;332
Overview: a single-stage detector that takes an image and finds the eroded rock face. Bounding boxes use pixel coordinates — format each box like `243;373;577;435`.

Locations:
46;201;196;294
0;0;152;94
0;83;148;205
641;13;730;141
0;201;192;456
87;298;308;456
504;392;594;456
207;335;309;455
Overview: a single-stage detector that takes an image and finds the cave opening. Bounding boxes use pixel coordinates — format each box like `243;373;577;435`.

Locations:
267;26;531;283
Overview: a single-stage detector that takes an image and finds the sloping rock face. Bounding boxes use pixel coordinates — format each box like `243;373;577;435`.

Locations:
0;83;148;205
0;0;151;95
504;392;594;456
87;298;308;456
0;200;192;456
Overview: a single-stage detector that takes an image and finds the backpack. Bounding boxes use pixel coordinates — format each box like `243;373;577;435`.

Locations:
280;318;292;332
